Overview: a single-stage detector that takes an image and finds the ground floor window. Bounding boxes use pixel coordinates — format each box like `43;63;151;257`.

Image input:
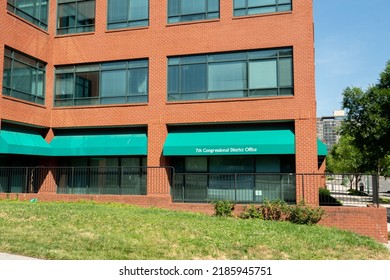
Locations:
56;157;147;195
170;155;296;203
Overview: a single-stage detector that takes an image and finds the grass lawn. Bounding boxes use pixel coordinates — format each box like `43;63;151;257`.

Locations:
0;200;389;260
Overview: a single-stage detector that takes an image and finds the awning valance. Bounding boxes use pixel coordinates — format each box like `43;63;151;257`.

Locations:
50;133;147;156
163;128;296;156
317;139;328;156
0;130;51;156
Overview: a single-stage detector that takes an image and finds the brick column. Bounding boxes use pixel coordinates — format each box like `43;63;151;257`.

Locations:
295;117;319;205
146;123;171;198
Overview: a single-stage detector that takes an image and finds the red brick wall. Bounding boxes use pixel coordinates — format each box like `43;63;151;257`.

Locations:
319;206;388;243
0;1;318;199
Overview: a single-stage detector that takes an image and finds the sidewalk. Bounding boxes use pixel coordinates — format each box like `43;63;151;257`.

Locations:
0;253;40;260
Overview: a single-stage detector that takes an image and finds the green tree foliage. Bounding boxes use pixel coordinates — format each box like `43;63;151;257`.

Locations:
341;61;390;176
326;135;365;189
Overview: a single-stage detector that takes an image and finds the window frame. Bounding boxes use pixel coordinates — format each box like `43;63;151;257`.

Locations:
167;48;294;102
7;0;49;30
54;59;149;107
167;0;220;24
2;47;46;105
107;0;149;30
57;0;96;35
233;0;292;17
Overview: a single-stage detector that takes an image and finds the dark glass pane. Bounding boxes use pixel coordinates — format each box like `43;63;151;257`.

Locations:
129;68;148;94
58;3;76;29
55;73;74;99
12;61;33;94
101;69;126;97
209;156;254;173
182;0;206;15
180;92;207;100
234;0;246;9
77;1;95;27
130;0;148;21
168;0;180;16
209;61;246;91
181;64;207;93
208;91;245;99
208;0;219;12
248;0;275;7
36;69;45;97
75;72;99;98
279;58;293;87
2;57;12;88
168;66;179;94
249;59;277;89
108;0;128;22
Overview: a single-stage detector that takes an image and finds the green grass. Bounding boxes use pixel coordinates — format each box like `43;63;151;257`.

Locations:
0;200;389;260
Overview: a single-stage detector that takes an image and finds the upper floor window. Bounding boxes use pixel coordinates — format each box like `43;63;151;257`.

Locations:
7;0;48;30
168;48;293;101
233;0;292;17
107;0;149;30
2;47;46;105
57;0;95;35
55;60;148;106
168;0;219;24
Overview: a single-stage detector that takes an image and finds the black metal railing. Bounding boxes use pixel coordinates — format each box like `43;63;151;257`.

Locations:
0;166;173;196
0;167;383;206
319;174;379;206
172;173;296;204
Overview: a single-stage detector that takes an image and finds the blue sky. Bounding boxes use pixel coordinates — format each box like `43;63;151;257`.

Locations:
313;0;390;117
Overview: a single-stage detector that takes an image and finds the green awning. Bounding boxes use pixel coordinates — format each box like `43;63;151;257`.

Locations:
317;139;328;156
50;133;147;156
163;128;295;156
0;130;51;156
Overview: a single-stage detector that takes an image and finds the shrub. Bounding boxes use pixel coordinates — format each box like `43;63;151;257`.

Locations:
348;188;368;196
238;200;325;225
319;187;343;206
288;201;325;225
240;204;262;219
213;200;235;217
261;200;288;221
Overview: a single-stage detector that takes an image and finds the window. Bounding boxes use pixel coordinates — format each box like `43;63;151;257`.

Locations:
107;0;149;30
168;48;293;101
234;0;292;17
7;0;48;29
55;60;148;106
57;156;147;195
168;0;219;23
57;0;95;35
2;48;46;105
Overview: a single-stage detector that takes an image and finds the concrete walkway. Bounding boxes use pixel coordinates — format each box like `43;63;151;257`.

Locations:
0;253;40;260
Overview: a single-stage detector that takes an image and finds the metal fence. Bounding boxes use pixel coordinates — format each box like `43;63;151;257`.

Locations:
172;172;380;206
0;167;381;206
0;166;173;196
172;173;296;203
319;174;379;206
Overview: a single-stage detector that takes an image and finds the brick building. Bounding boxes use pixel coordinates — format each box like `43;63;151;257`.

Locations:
0;0;325;205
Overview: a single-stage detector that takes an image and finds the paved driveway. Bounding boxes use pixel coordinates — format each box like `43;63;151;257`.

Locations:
0;253;40;260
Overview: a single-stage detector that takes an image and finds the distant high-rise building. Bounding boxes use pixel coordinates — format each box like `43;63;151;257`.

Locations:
317;110;346;152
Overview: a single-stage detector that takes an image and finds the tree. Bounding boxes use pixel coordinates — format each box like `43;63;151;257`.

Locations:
341;60;390;177
326;134;365;189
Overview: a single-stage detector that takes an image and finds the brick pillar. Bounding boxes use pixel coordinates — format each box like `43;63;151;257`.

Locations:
146;123;171;198
295;117;319;205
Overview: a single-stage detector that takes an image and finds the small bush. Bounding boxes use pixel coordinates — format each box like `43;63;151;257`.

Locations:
348;189;368;196
261;200;288;221
319;187;343;206
238;200;325;225
288;201;325;225
213;200;235;217
240;205;262;219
